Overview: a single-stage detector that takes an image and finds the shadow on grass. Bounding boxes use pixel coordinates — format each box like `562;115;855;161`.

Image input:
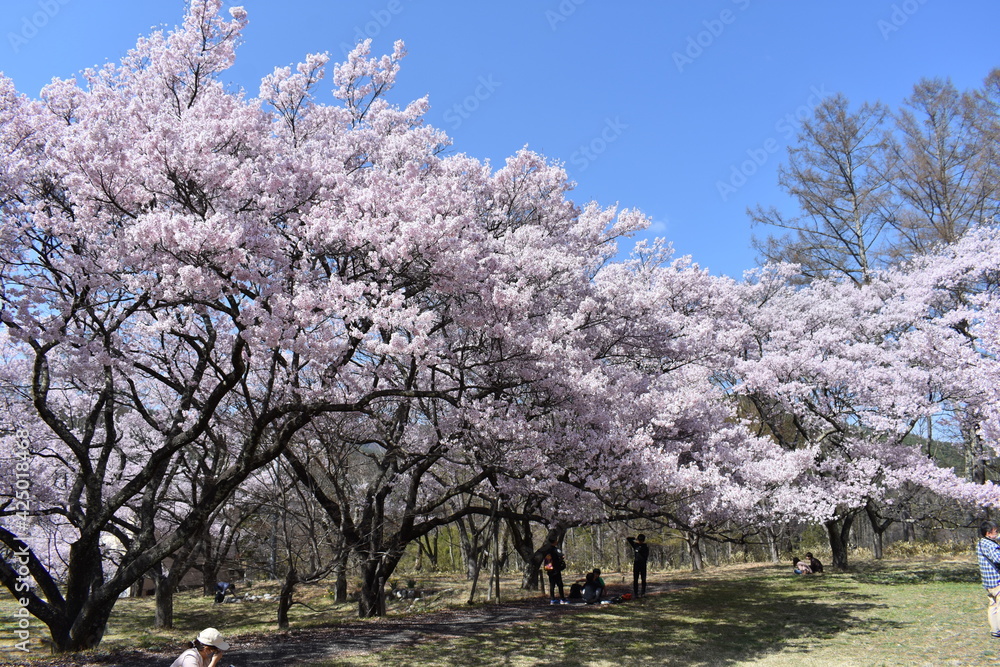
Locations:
370;575;902;667
845;560;979;586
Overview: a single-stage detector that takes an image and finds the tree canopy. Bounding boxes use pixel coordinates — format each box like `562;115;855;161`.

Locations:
1;0;999;652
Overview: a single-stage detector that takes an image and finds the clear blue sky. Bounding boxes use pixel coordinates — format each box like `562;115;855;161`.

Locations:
2;1;998;278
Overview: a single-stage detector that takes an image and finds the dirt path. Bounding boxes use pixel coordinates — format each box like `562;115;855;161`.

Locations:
4;585;681;667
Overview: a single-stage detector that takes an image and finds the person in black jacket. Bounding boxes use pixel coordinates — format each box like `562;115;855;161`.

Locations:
582;571;604;604
805;552;824;573
627;534;650;597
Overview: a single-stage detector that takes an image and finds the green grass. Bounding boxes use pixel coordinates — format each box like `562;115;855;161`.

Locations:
2;559;999;666
313;560;999;667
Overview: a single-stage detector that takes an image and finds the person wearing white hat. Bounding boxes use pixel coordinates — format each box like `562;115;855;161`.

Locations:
169;627;229;667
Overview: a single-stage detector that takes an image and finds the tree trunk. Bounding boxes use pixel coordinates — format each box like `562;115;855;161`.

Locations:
686;531;704;571
153;567;174;630
505;516;541;590
44;537;114;651
825;514;855;569
901;510;916;542
457;516;478;581
765;526;780;563
490;520;504;602
467;550;485;604
358;568;386;618
864;502;892;560
149;551;196;630
966;424;987;484
872;530;884;560
277;567;298;630
357;551;402;618
54;606;114;653
334;549;349;603
201;553;221;598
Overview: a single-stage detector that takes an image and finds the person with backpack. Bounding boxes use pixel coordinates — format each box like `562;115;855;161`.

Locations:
536;535;567;603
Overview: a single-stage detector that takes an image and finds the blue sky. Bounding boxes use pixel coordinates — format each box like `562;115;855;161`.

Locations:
2;1;998;278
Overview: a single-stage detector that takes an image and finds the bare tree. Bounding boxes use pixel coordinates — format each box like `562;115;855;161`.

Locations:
888;76;1000;257
751;94;897;286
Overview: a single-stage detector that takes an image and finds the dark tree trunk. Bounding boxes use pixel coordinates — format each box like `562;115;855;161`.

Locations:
467;550;485;604
46;537;113;651
41;540;115;652
825;514;856;569
334;549;349;604
277;567;298;630
153;566;174;630
149;546;198;630
357;549;404;618
872;529;884;560
506;516;541;591
864;502;893;560
202;564;220;599
416;531;439;572
358;560;387;618
56;605;114;653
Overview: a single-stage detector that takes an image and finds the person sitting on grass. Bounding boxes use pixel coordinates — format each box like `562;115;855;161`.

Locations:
170;627;229;667
793;556;813;575
591;568;606;598
805;552;823;573
582;571;602;604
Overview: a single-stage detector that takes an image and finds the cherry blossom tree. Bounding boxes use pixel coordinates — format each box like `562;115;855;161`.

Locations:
0;0;599;649
726;231;1000;568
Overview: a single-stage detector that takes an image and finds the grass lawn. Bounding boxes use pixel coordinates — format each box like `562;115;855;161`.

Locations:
2;557;999;666
320;558;998;667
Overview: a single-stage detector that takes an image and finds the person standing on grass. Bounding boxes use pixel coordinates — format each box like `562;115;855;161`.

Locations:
627;534;650;597
977;520;1000;638
536;535;567;603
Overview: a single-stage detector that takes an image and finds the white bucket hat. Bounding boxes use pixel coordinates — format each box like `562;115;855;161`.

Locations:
196;627;230;651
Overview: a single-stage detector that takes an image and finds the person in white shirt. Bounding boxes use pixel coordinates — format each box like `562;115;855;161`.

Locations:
169;627;229;667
